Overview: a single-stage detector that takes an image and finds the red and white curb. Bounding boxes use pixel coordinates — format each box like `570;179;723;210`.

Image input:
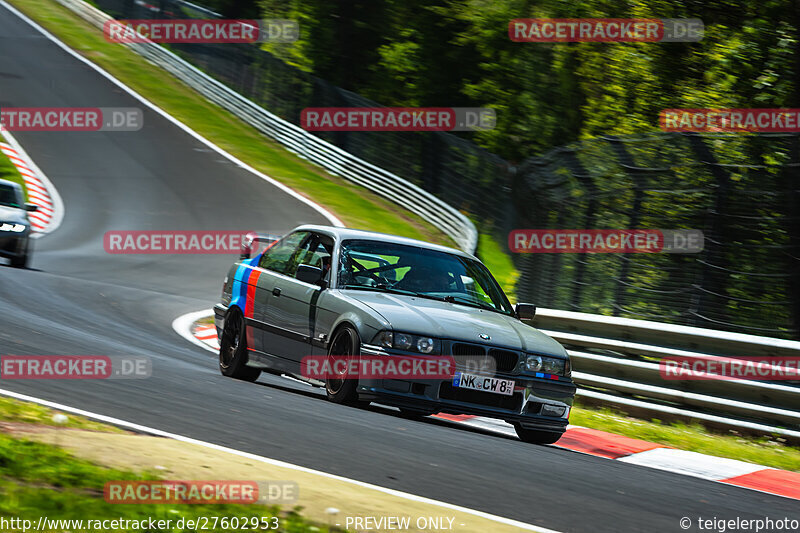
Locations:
0;130;63;235
184;312;800;502
194;323;219;350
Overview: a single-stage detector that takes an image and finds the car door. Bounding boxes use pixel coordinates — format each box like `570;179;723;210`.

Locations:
262;233;333;365
253;231;309;360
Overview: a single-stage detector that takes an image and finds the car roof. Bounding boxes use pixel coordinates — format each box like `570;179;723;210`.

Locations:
293;225;477;260
0;179;23;190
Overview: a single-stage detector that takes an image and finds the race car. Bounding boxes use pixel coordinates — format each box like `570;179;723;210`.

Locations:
0;179;37;268
214;225;575;444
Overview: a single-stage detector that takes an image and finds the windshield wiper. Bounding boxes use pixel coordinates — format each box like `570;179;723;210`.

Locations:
442;294;508;314
342;285;510;315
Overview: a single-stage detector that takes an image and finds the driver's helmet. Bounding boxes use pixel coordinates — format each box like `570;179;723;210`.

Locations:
400;258;453;293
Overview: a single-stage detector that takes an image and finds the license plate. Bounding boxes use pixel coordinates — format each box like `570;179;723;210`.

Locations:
453;372;514;396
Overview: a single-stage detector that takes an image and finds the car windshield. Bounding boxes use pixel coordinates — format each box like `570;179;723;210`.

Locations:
338;239;515;316
0;184;21;208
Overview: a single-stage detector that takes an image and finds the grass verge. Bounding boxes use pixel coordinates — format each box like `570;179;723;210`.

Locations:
0;397;120;433
8;0;450;246
570;401;800;472
0;431;325;532
0;398;540;533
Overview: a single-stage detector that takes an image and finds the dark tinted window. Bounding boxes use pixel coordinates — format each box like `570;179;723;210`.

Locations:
258;231;308;274
338;239;514;315
0;184;21;208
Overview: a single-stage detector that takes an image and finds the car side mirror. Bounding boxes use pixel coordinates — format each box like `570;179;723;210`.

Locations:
296;264;325;288
24;203;38;212
240;232;278;260
240;231;258;260
515;303;536;321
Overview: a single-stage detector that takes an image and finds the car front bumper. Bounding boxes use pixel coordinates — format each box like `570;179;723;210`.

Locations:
355;343;575;432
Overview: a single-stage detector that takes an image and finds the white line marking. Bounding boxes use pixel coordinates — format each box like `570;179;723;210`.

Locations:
172;309;218;354
0;0;342;229
618;447;766;481
0;131;65;237
0;387;561;533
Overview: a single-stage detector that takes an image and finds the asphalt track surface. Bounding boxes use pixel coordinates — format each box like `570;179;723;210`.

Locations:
0;5;797;533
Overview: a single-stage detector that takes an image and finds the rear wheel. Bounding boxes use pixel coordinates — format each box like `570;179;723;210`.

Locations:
513;423;563;445
324;326;364;405
219;310;261;382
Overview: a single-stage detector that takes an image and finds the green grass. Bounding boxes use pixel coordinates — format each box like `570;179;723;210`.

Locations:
0;135;27;199
0;397;120;433
0;432;330;532
477;233;518;296
570;402;800;472
8;0;450;247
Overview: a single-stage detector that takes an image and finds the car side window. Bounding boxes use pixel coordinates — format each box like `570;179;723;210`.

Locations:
291;235;334;279
0;185;20;208
258;231;308;274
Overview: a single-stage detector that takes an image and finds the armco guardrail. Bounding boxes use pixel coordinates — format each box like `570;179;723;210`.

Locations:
535;308;800;358
56;0;478;253
534;308;800;439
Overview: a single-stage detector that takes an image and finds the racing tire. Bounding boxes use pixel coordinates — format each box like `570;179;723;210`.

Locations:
324;325;365;405
219;309;261;382
513;423;563;445
10;239;30;269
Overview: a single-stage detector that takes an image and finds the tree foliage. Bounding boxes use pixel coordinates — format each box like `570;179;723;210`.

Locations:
258;0;800;161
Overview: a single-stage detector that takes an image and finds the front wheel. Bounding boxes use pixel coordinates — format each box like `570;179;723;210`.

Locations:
324;326;364;405
513;423;563;445
10;239;30;269
219;310;261;382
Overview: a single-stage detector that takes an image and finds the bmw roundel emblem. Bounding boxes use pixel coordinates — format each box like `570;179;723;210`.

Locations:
479;333;491;340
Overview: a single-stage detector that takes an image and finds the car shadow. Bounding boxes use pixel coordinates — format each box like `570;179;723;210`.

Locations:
251;372;523;443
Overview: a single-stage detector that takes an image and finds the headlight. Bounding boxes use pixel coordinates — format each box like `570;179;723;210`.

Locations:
375;331;393;348
416;337;435;354
395;333;413;350
542;357;566;376
525;355;542;371
0;223;26;233
526;354;568;376
371;331;440;354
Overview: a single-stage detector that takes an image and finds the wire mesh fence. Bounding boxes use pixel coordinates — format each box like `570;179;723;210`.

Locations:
514;133;800;338
96;0;800;338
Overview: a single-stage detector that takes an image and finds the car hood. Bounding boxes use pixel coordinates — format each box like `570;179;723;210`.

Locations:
0;206;27;224
344;291;567;357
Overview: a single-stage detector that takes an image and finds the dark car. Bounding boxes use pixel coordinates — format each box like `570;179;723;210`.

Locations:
0;179;37;268
214;225;576;444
